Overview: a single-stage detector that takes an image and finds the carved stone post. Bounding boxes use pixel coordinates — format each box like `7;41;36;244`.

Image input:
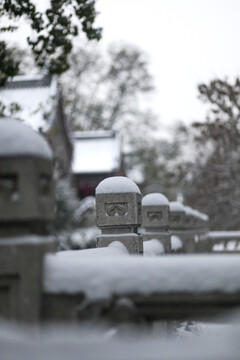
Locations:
96;176;143;254
182;206;196;253
141;193;171;253
169;201;185;253
0;119;56;323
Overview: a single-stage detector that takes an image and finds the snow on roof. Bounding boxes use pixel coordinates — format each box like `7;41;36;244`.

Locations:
96;176;141;194
142;193;169;206
0;119;52;159
44;254;240;299
72;130;122;174
0;74;58;131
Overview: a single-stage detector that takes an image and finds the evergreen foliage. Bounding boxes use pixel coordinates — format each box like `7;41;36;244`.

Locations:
0;41;19;86
0;0;102;84
181;78;240;229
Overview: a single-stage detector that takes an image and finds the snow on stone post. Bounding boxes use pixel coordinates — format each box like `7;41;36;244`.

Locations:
95;176;143;254
141;193;171;253
169;201;185;253
182;206;197;253
194;211;210;252
0;118;56;323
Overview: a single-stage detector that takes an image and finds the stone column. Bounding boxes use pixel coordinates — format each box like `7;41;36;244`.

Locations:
194;211;210;252
0;119;56;323
182;206;197;253
169;201;185;253
96;176;143;254
141;193;171;253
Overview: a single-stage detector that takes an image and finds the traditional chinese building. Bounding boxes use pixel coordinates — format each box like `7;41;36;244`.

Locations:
0;74;72;177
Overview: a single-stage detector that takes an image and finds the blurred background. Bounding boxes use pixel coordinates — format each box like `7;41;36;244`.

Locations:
1;0;240;249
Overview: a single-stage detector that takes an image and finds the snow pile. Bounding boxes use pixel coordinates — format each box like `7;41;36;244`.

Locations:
213;243;225;251
56;227;100;250
213;241;240;252
96;176;141;194
1;319;240;360
143;239;165;256
44;254;240;299
171;235;183;250
176;321;234;338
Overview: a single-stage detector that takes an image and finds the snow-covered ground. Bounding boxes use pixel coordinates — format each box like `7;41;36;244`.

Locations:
0;319;240;360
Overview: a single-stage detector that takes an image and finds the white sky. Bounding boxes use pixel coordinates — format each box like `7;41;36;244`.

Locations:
2;0;240;133
95;0;240;130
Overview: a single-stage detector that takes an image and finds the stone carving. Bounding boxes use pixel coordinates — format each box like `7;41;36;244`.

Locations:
96;176;143;254
170;214;181;223
138;202;141;216
39;174;51;198
147;211;163;222
105;202;128;216
0;174;18;201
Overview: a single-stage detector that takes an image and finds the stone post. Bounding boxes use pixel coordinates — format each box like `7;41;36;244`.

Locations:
0;118;56;323
96;176;143;254
141;193;171;253
169;201;185;253
194;211;210;252
182;206;196;253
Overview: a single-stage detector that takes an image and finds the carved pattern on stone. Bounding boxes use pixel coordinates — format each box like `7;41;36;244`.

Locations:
147;211;163;222
137;202;141;216
39;174;51;198
170;214;181;223
0;174;18;201
105;202;128;216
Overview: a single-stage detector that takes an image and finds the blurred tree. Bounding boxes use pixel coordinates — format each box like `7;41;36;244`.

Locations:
0;0;102;85
0;100;21;117
181;78;240;229
126;120;185;200
62;42;182;194
62;43;153;131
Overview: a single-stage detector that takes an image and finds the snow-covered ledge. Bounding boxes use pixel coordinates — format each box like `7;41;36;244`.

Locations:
44;254;240;299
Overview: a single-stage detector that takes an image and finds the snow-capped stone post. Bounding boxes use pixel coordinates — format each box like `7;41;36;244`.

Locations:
169;201;185;232
195;211;210;252
169;201;185;253
141;193;171;253
0;119;56;323
182;206;198;253
95;176;143;254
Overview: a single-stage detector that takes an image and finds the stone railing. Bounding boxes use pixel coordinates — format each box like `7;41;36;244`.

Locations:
1;119;240;328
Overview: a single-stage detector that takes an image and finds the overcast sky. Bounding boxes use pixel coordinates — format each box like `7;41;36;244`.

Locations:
95;0;240;130
2;0;240;133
